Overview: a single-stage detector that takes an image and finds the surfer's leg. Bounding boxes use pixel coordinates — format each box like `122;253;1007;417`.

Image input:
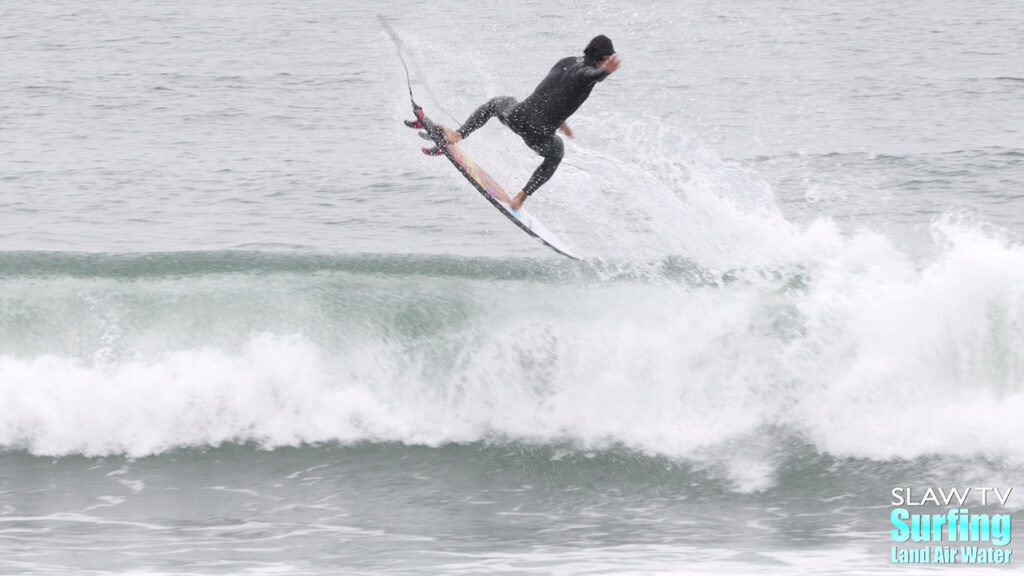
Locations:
510;135;564;210
454;96;518;140
523;135;564;196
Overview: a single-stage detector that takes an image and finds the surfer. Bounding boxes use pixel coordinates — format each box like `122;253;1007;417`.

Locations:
440;35;621;210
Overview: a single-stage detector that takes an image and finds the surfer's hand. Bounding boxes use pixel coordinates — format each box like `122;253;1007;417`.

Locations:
558;123;574;139
601;54;622;74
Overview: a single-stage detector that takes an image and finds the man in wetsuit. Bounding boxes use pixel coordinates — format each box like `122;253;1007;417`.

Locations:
440;35;621;210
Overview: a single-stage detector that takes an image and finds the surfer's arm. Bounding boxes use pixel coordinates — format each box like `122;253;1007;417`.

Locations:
579;65;610;81
558;122;574;139
579;54;620;81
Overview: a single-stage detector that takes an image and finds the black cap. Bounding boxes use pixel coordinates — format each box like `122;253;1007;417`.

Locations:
584;35;615;61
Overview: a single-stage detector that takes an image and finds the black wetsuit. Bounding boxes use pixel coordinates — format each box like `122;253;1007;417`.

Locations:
456;55;611;196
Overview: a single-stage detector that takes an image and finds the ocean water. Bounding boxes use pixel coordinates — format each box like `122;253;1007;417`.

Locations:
2;1;1023;574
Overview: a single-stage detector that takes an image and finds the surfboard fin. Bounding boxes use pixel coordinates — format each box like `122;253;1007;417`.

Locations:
421;146;444;156
404;119;424;129
417;131;432;141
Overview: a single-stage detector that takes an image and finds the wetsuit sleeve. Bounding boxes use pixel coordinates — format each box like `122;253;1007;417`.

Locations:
578;65;610;81
568;57;610;82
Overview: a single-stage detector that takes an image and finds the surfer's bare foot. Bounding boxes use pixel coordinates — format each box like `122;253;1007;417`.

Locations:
509;190;527;210
440;124;462;144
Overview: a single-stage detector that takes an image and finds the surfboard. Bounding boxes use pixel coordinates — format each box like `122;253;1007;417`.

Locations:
407;105;580;260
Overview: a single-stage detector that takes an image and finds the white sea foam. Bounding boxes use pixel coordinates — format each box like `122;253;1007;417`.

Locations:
2;217;1023;475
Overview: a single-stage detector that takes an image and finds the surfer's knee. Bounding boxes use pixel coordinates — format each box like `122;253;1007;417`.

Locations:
548;135;564;160
533;135;564;163
494;96;517;108
524;152;562;196
493;96;518;125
